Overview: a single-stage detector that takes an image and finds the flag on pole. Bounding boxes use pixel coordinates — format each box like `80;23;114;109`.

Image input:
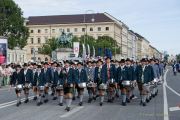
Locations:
93;46;95;58
87;44;90;58
82;44;86;60
73;42;80;57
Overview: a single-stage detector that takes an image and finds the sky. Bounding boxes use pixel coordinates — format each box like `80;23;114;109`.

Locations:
14;0;180;55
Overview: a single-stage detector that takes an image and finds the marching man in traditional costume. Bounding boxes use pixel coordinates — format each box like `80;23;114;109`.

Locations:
11;65;25;107
94;59;104;106
136;58;154;106
62;61;74;111
86;61;96;103
101;57;117;103
75;62;88;106
23;63;33;103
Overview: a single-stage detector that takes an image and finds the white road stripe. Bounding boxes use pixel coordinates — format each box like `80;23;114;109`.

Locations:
60;106;84;118
169;106;180;112
0;87;14;91
166;84;180;97
0;96;34;109
163;69;169;120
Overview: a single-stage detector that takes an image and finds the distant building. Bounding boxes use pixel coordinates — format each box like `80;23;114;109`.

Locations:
22;12;161;61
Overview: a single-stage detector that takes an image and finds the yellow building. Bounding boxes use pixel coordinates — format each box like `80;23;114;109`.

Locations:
149;45;162;59
135;33;150;60
25;12;129;61
24;12;160;61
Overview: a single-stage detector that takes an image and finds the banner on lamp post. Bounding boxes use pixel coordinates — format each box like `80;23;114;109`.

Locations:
73;42;80;57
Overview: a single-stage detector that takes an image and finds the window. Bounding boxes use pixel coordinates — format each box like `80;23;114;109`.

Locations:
30;30;34;33
38;38;41;44
44;37;48;43
82;28;85;32
38;48;41;53
31;48;34;54
38;29;41;33
59;28;63;32
67;28;70;32
90;27;93;31
31;38;34;44
98;27;101;31
52;29;55;33
105;27;109;31
45;29;48;33
74;28;78;32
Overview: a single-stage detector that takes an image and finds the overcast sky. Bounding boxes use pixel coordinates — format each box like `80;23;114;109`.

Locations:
14;0;180;55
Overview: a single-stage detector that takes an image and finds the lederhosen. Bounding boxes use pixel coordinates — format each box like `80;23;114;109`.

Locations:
96;67;102;89
55;69;64;92
12;70;25;94
63;68;73;94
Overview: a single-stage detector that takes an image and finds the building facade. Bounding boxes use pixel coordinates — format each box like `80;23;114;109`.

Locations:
24;12;160;61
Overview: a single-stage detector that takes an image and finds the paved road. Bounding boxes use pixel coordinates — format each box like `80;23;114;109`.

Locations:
165;68;180;120
0;67;179;120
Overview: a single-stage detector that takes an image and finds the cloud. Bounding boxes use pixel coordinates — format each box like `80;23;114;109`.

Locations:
13;0;180;54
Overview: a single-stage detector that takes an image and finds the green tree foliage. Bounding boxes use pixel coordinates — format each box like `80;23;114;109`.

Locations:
40;38;59;57
0;0;29;49
176;54;180;62
164;54;169;62
40;35;121;58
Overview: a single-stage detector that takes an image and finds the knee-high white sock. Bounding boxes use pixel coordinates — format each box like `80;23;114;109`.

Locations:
142;95;146;103
122;95;126;103
80;95;83;102
100;96;104;103
59;96;63;103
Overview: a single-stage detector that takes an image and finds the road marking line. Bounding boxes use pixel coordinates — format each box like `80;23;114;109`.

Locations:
0;87;14;91
163;69;169;120
169;106;180;112
0;96;34;109
166;84;180;97
60;106;84;118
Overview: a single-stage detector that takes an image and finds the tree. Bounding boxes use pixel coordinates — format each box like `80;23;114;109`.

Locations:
164;54;169;62
40;38;59;57
0;0;29;49
96;36;121;56
176;54;180;62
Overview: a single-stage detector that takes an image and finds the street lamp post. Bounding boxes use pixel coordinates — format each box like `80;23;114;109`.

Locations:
83;10;95;45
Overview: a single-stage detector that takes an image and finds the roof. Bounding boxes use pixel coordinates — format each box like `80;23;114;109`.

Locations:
27;13;114;25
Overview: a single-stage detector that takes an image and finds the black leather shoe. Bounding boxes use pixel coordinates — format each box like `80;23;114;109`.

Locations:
44;99;48;103
33;97;37;100
79;102;83;106
24;99;29;103
122;102;126;106
93;97;96;100
126;98;130;103
146;99;150;103
72;97;76;100
100;102;103;106
65;107;70;112
16;103;20;107
88;98;92;103
130;94;135;100
52;97;57;100
58;103;63;106
107;99;111;102
143;102;146;106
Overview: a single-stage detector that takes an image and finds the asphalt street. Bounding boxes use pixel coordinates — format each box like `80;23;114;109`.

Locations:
0;67;179;120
